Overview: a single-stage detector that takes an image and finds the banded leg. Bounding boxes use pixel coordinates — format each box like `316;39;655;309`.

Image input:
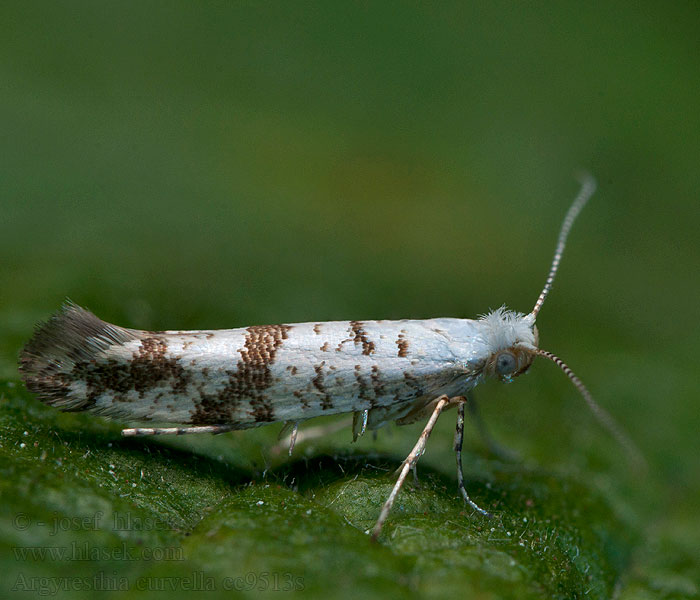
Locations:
455;401;490;516
287;423;299;455
352;409;369;442
122;424;236;437
371;395;450;541
467;391;520;462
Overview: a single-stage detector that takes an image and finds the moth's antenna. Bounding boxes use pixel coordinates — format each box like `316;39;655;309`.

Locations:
531;173;597;318
536;349;647;471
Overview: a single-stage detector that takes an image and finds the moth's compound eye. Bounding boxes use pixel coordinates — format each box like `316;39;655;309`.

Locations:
496;352;517;376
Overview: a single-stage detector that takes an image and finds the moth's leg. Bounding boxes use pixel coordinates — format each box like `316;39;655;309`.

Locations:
352;409;369;442
271;416;352;455
393;451;418;487
278;421;296;438
467;391;520;462
411;463;419;487
121;424;236;437
287;423;299;456
277;422;300;455
371;395;450;541
455;402;491;516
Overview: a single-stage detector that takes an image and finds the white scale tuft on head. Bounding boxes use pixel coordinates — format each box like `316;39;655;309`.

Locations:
478;306;537;352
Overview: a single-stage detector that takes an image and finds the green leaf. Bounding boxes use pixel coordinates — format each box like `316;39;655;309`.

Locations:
1;382;656;599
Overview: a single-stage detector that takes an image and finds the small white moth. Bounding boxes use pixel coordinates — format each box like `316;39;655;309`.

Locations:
19;174;642;540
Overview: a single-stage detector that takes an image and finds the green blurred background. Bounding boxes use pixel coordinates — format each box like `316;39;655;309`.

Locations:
1;2;698;598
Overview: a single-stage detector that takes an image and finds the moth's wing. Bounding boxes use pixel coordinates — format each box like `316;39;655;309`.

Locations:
19;302;141;410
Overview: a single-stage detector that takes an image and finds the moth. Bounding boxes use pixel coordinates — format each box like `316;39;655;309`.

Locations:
18;174;642;539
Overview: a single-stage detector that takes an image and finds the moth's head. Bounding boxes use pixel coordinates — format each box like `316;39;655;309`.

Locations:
477;302;645;471
472;175;645;471
479;307;538;382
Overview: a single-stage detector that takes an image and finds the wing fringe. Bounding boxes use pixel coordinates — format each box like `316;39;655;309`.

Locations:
18;301;137;409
